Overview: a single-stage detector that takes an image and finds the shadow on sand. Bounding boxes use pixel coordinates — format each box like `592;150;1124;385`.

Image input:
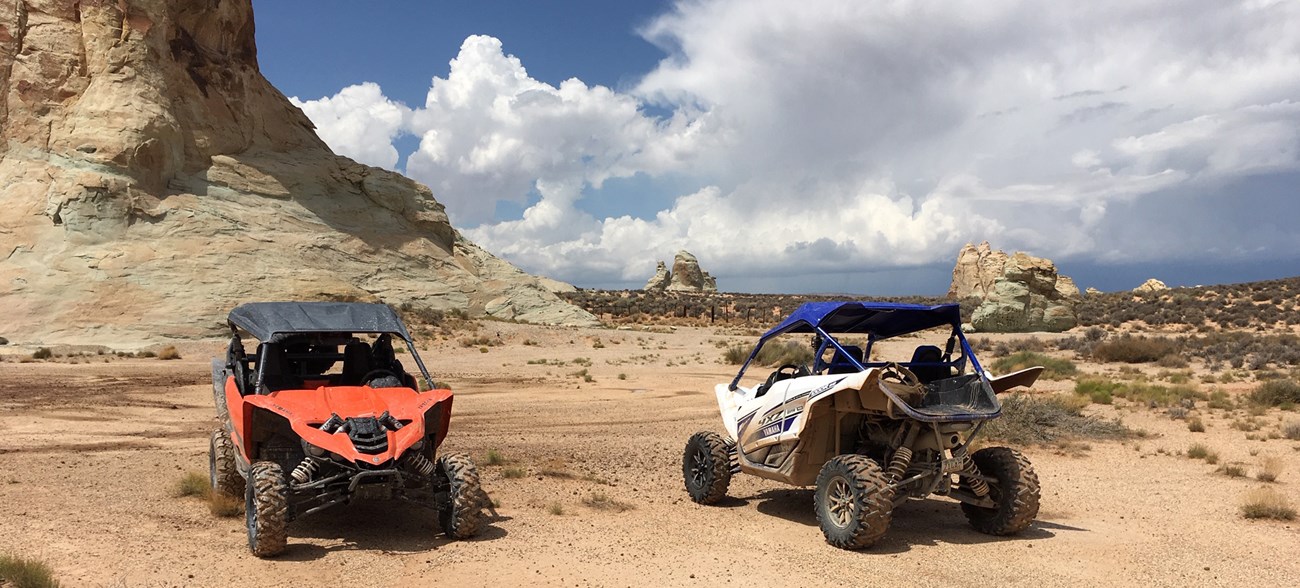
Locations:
747;487;1085;554
276;500;510;561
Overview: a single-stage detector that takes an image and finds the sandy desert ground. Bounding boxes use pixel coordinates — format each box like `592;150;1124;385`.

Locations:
1;322;1298;587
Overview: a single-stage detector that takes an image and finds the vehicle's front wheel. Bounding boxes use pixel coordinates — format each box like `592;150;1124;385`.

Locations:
435;453;484;539
209;429;243;497
245;461;288;557
682;431;732;504
814;454;893;549
960;447;1040;535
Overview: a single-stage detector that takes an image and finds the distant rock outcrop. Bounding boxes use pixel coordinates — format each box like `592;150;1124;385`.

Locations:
950;242;1080;332
645;251;717;293
1134;278;1170;293
0;0;596;344
645;262;672;292
1085;287;1102;296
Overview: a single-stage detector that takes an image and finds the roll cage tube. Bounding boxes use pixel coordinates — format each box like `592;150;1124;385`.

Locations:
247;331;438;393
728;325;867;390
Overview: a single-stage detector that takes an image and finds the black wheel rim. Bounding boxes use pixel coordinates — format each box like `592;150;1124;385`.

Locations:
689;446;710;489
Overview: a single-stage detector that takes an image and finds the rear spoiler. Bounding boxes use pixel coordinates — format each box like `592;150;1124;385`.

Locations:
988;366;1044;394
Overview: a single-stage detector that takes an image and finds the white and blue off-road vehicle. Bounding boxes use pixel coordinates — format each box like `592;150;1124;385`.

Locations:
683;301;1044;549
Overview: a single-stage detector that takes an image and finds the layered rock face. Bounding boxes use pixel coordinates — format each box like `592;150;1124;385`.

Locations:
645;250;716;293
949;242;1080;332
0;0;595;344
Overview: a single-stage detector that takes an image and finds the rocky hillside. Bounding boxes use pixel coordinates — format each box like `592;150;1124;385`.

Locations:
0;0;595;344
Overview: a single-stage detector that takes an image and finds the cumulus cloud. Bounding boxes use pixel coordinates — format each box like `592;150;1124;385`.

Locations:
290;83;410;169
294;0;1300;291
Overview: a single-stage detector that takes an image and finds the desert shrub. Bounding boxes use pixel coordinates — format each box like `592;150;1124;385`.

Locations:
546;502;566;515
32;347;52;360
1187;417;1206;432
484;449;508;466
1257;457;1284;483
0;552;60;588
208;493;242;517
1249;379;1300;406
156;345;181;360
1092;335;1179;363
1187;443;1214;461
992;352;1077;380
1283;421;1300;440
1156;354;1189;368
1112;382;1205;408
1075;377;1120;404
501;467;526;479
722;344;749;364
755;340;814;367
582;492;635;512
174;472;209;497
1218;463;1247;478
983;394;1130;445
1241;487;1296;520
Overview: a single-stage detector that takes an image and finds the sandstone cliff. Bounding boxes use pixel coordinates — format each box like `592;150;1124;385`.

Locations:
949;242;1080;332
0;0;596;344
645;250;716;293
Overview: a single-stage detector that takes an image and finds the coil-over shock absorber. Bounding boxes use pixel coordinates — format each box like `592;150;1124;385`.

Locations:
291;457;320;484
952;446;989;497
401;451;435;477
884;423;920;495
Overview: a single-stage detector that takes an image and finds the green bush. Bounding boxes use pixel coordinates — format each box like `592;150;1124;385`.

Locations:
992;352;1077;380
755;340;814;367
1074;377;1120;404
32;347;52;360
722;344;749;365
1250;379;1300;407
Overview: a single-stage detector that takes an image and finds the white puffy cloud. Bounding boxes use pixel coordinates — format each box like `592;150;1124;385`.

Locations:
290;82;410;169
294;1;1300;291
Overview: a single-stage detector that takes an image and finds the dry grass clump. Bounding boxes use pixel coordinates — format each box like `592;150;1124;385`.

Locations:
1187;443;1219;464
174;471;242;518
1217;463;1247;478
983;394;1131;446
0;552;60;588
1187;417;1206;433
1256;456;1284;483
992;352;1077;380
156;345;181;360
546;502;566;516
1240;487;1296;520
582;492;635;512
501;466;527;479
1250;379;1300;407
1283;421;1300;440
483;449;509;466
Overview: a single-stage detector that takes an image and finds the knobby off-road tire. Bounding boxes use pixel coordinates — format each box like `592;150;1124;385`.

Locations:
960;447;1040;536
436;453;484;539
209;429;243;497
245;461;289;557
682;431;732;504
814;454;893;550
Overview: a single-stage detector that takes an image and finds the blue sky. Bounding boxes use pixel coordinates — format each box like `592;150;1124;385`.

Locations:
253;1;1300;295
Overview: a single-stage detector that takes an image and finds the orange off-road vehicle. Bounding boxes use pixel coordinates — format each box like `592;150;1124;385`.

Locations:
208;302;483;557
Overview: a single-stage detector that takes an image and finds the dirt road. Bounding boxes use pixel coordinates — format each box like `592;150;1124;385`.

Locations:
1;324;1297;587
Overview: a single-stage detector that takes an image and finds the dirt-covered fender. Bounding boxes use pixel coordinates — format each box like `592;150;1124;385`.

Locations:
717;370;876;455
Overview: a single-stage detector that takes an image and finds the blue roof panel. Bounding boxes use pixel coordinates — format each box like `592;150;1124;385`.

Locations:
761;301;962;341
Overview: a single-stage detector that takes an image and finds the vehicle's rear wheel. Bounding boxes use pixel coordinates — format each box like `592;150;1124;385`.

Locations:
209;429;243;497
960;447;1040;536
436;453;484;539
682;431;732;504
814;454;893;549
245;461;288;557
